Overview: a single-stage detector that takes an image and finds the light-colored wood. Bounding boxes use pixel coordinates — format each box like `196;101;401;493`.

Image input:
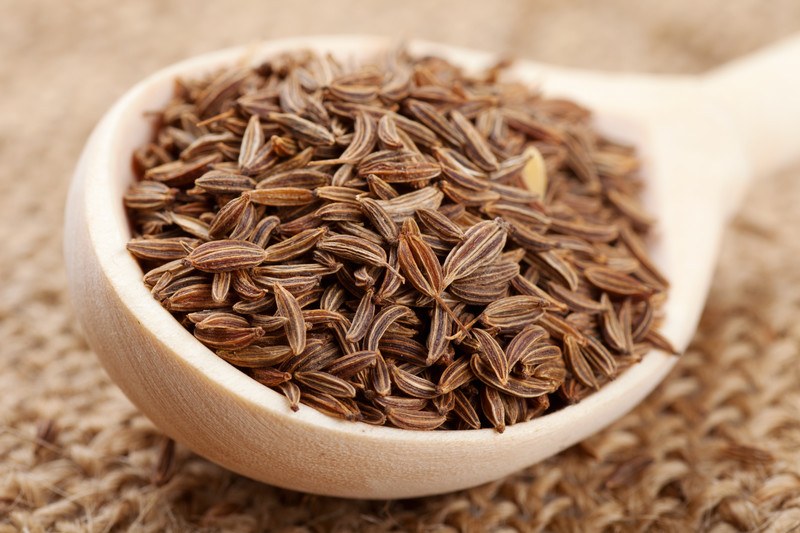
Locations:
703;34;800;181
63;35;797;499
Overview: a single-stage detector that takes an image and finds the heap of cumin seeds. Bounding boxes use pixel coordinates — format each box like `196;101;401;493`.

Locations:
124;49;674;432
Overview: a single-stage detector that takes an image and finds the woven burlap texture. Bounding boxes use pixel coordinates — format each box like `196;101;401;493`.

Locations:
2;1;800;531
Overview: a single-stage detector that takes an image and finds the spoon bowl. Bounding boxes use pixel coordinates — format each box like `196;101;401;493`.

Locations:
64;35;798;498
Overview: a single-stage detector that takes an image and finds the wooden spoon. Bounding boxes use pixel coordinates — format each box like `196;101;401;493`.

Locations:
64;35;800;499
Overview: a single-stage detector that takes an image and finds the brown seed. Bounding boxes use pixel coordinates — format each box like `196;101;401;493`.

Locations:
481;386;506;433
600;293;627;353
564;335;598;389
301;309;347;328
196;170;256;194
232;294;277;314
442;218;507;286
336;221;385;246
317;234;390;269
124;181;175;210
522;347;565;379
440;161;491;192
440;180;501;207
263;228;327;262
480;296;546;332
508;222;558;252
607;189;655;227
208;195;250;238
406;99;464;146
619;225;669;288
583;335;618;378
644;329;679;355
145;153;221;186
169;213;211;241
452;283;510;309
184;239;267;273
164;283;232;312
470;354;555;398
267;112;335;146
450;110;499;171
452;389;482;429
325;350;377;378
248;216;281;248
437;358;474;394
281;338;331;373
181;132;236;161
257;169;331;190
127;238;197;261
306;392;362;421
376;247;403;303
618;298;635;354
433;391;456;416
366;173;399;200
426;302;451;366
359;159;442;184
484;202;551;228
229;202;258;240
251;368;292;387
371;352;392;397
389;364;439;399
386;408;446;431
193;313;263;350
196;68;249;116
505;325;551;367
416;208;465;243
358;197;399;244
375;186;444;222
276;213;322;238
377;114;404;149
315;202;362;222
338;111;377;163
472;328;510;385
279;381;301;411
364;305;416;352
250;314;289;331
549;218;619;242
346;289;375;343
314;186;363;205
548;283;606;313
357;403;387;425
397;219;444;299
511;275;568;312
502;394;523;425
523;358;567;390
384;110;439;146
540;312;587;344
451;259;519;293
246;187;316;207
273;283;306;355
379;334;429;367
211;271;231;302
532;250;580;291
294;370;357;398
252;274;319;296
328;82;379;104
238;115;265;171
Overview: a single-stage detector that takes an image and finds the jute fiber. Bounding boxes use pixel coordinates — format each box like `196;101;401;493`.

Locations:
1;1;799;531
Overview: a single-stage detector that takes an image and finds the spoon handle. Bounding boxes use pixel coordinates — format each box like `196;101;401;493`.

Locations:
704;34;800;180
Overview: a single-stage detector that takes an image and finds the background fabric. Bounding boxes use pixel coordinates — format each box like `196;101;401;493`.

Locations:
1;1;799;530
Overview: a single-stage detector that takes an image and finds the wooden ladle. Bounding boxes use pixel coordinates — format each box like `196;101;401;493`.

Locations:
64;35;800;498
